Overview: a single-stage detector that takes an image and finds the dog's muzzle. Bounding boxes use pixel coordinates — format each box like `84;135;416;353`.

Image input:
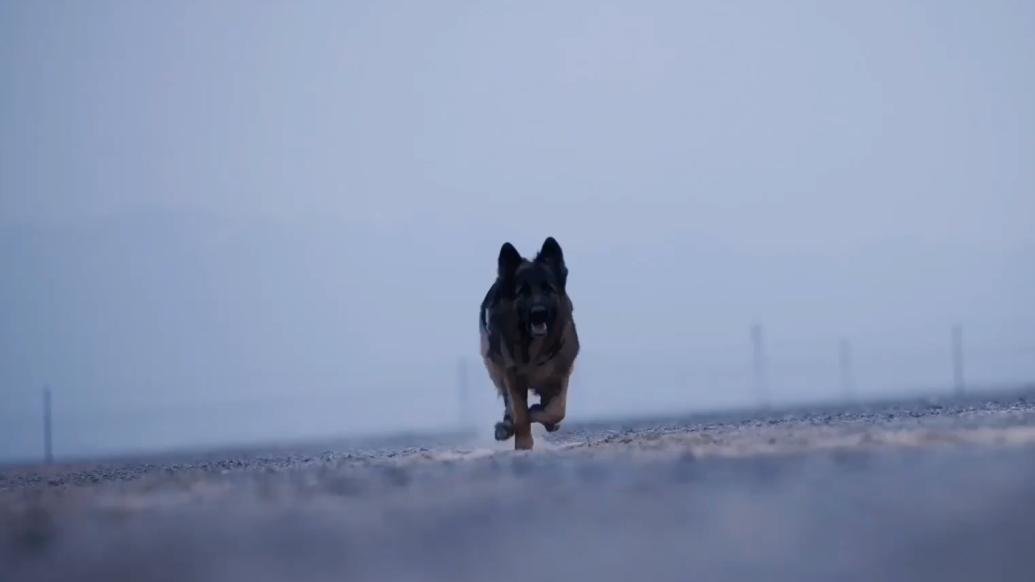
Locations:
529;306;549;336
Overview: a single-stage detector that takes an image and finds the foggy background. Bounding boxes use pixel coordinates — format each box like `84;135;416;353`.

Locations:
2;1;1033;463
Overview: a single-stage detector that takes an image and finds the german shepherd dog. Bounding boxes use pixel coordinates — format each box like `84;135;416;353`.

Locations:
479;237;580;450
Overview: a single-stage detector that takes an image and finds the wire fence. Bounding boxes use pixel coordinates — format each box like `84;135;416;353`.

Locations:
5;327;1034;464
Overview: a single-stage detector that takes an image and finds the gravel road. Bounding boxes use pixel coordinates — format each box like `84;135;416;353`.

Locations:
3;389;1035;582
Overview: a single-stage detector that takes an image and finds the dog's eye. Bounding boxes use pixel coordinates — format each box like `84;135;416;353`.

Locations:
517;283;531;295
541;283;554;294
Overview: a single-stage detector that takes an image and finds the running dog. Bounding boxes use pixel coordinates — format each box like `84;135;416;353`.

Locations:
479;237;580;450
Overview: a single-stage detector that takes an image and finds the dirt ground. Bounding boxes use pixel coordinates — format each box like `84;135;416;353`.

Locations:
3;389;1035;582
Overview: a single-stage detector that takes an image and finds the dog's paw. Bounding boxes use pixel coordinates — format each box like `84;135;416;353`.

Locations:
494;420;514;441
514;434;534;450
529;404;561;432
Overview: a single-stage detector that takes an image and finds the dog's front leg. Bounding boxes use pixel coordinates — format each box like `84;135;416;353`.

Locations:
505;374;533;450
530;375;568;432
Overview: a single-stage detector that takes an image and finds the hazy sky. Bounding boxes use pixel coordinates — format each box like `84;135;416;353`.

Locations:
2;1;1033;462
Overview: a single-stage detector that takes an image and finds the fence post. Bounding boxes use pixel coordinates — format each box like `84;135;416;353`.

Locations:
952;325;965;396
751;323;769;407
457;357;472;432
43;386;53;464
838;338;855;400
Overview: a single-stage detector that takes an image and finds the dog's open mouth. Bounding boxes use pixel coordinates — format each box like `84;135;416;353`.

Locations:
529;307;549;337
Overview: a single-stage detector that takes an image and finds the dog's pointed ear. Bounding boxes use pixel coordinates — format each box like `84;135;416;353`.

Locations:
498;242;522;279
535;237;568;289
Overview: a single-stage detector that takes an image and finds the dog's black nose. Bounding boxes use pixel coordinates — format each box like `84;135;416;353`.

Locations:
529;306;548;325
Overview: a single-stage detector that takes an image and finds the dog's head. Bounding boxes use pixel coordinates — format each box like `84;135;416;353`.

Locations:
497;237;569;338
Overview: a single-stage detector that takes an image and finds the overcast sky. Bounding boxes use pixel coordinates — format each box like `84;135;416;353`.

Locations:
2;1;1033;462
